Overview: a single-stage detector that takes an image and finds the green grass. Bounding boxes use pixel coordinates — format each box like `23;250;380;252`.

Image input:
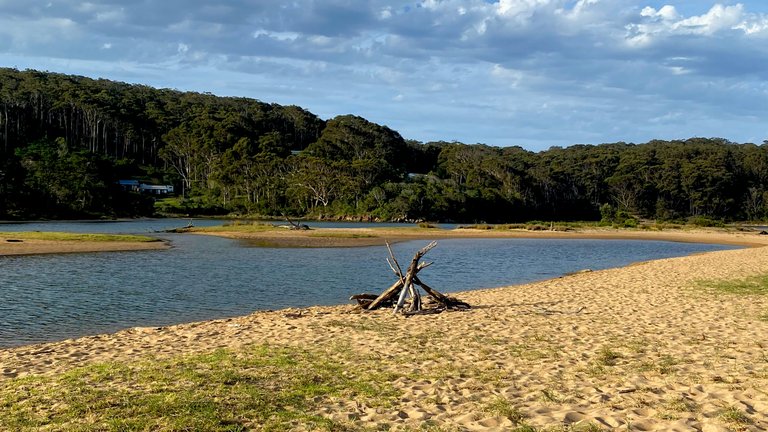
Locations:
697;274;768;321
483;397;526;423
698;274;768;296
636;354;679;375
0;344;398;431
190;223;279;233
594;347;622;367
0;232;160;242
718;406;752;426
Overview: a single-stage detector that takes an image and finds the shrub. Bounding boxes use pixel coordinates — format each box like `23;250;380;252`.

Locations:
687;216;725;227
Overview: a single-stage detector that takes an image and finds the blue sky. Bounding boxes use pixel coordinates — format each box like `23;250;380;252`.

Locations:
0;1;766;151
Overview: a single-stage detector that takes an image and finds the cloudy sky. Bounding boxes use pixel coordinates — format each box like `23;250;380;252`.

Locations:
0;1;766;150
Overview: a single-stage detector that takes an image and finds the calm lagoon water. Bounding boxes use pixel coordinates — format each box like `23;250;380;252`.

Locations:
0;219;737;348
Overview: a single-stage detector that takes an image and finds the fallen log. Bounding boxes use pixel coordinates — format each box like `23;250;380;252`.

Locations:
349;293;384;309
365;279;404;310
413;277;471;310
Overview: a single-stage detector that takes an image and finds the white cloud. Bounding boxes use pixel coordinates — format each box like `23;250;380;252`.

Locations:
496;0;552;18
672;4;744;35
490;64;524;88
667;66;690;75
627;2;768;45
640;5;678;21
253;30;300;42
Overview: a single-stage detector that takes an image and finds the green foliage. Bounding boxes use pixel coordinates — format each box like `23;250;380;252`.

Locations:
686;216;725;227
2;69;768;223
599;203;615;224
11;138;122;218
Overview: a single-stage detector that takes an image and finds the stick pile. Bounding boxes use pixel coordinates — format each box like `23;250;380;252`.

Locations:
350;241;470;315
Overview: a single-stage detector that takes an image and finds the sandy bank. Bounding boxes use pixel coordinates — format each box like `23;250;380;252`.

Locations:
2;230;767;430
0;236;169;256
193;226;768;248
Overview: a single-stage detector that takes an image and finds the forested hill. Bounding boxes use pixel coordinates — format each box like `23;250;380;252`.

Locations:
1;67;767;223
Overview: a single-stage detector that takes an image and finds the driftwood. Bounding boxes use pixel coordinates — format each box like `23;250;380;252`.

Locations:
350;241;470;315
281;213;310;230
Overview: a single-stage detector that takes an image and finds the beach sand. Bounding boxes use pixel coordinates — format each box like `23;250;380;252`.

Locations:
2;229;768;430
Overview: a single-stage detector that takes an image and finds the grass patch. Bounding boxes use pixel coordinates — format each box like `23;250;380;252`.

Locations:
503;423;605;432
0;344;398;431
718;406;752;426
483;397;526;423
594;347;622;366
307;232;377;239
190;223;279;233
637;354;679;375
665;395;697;412
697;274;768;320
539;388;566;404
698;274;768;296
0;232;160;242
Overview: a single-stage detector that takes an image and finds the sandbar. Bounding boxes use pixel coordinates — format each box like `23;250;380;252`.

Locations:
190;225;768;248
0;235;169;256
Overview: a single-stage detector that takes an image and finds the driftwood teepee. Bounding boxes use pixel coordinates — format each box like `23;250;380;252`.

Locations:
350;241;470;315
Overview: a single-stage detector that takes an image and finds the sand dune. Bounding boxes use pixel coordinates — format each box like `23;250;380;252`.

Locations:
2;230;767;430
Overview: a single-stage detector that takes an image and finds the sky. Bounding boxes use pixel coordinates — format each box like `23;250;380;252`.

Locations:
0;1;767;151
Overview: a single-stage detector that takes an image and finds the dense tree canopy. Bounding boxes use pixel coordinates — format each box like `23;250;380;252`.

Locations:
1;68;767;222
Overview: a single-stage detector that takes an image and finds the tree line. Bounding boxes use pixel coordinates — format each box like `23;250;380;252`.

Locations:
1;68;767;222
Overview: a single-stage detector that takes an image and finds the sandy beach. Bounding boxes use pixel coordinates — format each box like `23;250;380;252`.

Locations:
2;229;768;430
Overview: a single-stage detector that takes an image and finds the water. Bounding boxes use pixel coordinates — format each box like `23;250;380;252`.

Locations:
0;220;737;348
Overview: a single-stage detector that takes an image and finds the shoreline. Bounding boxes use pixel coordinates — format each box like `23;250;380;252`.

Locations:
0;231;746;351
190;226;768;248
2;230;768;429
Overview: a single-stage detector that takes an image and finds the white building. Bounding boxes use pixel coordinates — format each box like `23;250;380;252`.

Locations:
118;180;174;195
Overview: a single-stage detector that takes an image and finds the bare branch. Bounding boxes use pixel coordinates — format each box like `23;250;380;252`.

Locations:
417;261;433;272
